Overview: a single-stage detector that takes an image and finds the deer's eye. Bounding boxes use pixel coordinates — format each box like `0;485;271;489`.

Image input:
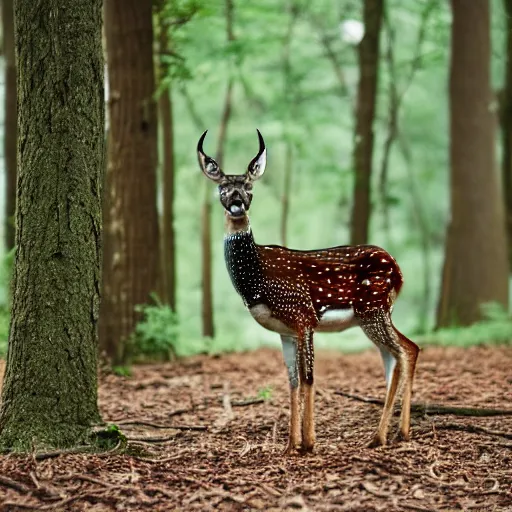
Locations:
244;183;253;192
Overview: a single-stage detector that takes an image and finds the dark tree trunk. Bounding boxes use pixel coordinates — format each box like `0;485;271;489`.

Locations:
0;0;104;450
3;0;17;252
101;0;160;363
158;20;176;312
502;0;512;266
349;0;383;246
437;0;509;327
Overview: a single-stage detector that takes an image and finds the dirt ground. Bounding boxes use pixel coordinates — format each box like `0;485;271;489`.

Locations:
0;345;511;511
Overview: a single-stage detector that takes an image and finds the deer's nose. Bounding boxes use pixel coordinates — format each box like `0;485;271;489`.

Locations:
229;200;245;216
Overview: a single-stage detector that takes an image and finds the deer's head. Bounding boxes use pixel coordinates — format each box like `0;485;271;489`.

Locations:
197;130;267;219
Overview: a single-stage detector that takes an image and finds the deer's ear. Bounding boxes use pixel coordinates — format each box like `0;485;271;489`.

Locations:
247;129;266;181
197;130;224;183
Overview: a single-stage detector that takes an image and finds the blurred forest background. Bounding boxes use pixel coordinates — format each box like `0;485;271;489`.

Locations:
1;0;511;363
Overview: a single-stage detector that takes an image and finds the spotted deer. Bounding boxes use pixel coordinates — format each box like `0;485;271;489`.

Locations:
198;130;419;454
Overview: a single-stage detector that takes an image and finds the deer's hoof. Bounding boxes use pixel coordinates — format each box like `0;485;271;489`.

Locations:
282;441;300;456
298;443;315;455
368;434;387;448
396;429;411;443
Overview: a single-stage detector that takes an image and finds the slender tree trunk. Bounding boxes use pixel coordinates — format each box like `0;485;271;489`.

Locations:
0;0;104;450
101;0;160;363
349;0;383;246
502;0;512;266
2;0;16;252
437;0;509;327
280;4;298;247
281;142;293;246
201;0;235;338
158;21;176;312
201;195;214;337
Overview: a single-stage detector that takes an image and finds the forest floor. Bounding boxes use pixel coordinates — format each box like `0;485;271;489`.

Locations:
0;345;511;511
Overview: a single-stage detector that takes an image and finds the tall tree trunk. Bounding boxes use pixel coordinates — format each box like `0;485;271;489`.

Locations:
201;196;214;337
437;0;509;327
502;0;512;266
349;0;383;246
0;0;103;450
280;4;298;247
2;0;17;252
101;0;160;363
158;19;176;312
201;0;235;338
281;142;293;246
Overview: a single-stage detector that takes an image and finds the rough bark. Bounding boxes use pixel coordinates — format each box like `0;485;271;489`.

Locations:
349;0;383;246
158;21;176;312
0;0;104;450
437;0;509;327
502;0;512;266
101;0;160;363
2;0;17;252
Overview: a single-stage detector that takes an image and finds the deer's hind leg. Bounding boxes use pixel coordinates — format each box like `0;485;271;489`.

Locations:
298;328;315;453
356;308;418;447
281;335;301;454
395;330;420;441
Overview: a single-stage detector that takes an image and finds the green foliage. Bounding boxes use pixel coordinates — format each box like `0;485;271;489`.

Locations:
91;424;126;451
112;365;133;377
257;385;273;401
422;303;512;347
133;299;181;360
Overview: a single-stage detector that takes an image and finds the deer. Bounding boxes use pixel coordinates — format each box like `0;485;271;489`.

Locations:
197;129;420;455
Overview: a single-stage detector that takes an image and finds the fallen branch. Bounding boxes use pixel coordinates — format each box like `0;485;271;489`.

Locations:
34;446;91;460
231;397;265;407
117;420;206;431
335;391;512;417
432;422;512;440
0;474;32;494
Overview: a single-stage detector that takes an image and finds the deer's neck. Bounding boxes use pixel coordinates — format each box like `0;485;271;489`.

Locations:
224;212;251;235
224;220;265;308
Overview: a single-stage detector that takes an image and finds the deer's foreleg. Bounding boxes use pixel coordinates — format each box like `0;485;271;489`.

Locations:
281;335;300;454
298;328;315;453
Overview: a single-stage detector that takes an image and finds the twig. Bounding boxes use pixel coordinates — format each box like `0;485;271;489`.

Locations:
0;474;60;499
0;474;32;494
39;491;106;511
1;502;40;510
117;420;207;430
433;422;512;440
126;435;180;443
57;474;115;488
335;391;512;417
34;445;91;460
231;397;265;407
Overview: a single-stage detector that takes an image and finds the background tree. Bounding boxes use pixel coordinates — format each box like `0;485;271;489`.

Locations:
349;0;383;246
200;0;235;338
2;0;16;252
101;0;160;363
157;3;177;312
437;0;508;327
501;0;512;266
0;0;104;450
